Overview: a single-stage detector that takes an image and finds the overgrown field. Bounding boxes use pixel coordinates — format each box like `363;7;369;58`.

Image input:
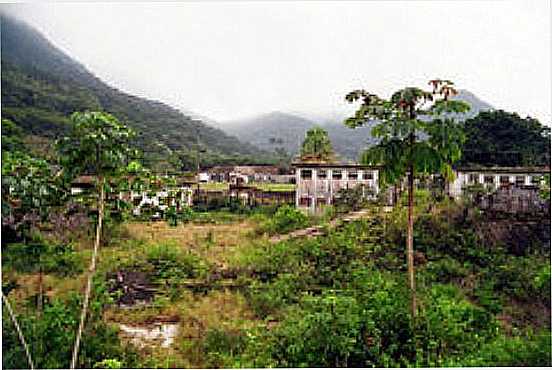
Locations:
2;197;551;368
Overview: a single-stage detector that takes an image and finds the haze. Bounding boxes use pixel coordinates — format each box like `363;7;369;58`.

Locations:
2;1;550;124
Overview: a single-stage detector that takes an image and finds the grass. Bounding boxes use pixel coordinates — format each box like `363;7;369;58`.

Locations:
199;182;229;191
248;182;295;192
123;219;261;266
199;181;295;192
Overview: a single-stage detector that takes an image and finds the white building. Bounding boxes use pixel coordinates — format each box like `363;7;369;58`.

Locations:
293;162;379;212
450;167;549;198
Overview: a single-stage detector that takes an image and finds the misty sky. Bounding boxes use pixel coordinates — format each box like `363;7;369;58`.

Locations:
2;1;551;124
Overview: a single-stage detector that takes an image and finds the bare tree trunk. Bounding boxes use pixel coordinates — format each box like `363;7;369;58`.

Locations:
2;292;35;369
70;177;105;369
407;101;417;319
407;164;416;318
37;265;43;316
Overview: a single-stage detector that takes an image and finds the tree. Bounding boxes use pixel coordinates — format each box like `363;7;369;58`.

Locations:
461;110;550;167
300;126;336;162
344;80;470;319
56;111;136;369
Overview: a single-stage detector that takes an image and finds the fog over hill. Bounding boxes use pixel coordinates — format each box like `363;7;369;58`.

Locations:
0;14;269;170
219;90;494;161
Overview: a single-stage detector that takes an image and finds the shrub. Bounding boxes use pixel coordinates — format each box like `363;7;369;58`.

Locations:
442;330;551;367
269;293;363;367
333;186;367;214
146;241;208;281
203;328;246;367
417;284;500;366
2;240;83;276
2;285;137;369
424;257;469;284
260;205;308;235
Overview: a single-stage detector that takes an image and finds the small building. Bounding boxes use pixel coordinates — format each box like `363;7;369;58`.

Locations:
293;161;379;212
198;172;210;183
70;175;96;195
450;166;550;198
206;164;285;183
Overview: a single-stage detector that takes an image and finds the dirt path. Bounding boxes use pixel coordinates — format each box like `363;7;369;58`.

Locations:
268;208;373;243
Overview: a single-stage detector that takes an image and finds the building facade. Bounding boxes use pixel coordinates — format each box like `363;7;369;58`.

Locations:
293;162;379;212
450;167;549;198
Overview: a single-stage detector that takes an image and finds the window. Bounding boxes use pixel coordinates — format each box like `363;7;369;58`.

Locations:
300;169;312;179
469;174;479;184
363;172;373;180
484;175;494;184
332;170;342;180
515;176;525;186
348;171;358;180
499;175;510;184
318;170;327;179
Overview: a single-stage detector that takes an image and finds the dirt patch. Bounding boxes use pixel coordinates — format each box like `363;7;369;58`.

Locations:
107;270;156;306
119;321;180;348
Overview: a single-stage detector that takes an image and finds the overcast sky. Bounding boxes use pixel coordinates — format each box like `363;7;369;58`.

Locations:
2;1;551;124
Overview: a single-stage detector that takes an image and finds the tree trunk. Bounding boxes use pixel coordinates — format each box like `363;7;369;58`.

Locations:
407;104;417;319
37;264;43;316
2;292;35;369
407;163;416;318
70;177;105;369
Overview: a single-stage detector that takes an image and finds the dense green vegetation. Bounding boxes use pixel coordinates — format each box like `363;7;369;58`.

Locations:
3;110;551;368
205;198;550;368
460;110;551;167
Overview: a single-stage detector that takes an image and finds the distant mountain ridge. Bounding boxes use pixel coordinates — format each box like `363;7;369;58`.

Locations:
220;91;493;161
220;111;376;161
0;15;268;170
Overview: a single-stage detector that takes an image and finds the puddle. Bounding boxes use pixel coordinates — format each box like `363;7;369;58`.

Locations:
119;322;179;348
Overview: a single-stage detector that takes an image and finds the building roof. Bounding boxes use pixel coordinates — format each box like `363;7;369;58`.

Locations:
292;161;381;169
455;166;550;174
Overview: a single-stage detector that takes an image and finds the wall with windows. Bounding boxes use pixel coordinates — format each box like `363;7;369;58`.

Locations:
450;170;546;198
295;166;379;211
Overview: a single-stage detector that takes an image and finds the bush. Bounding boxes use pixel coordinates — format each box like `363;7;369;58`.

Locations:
333;186;367;214
269;293;363;367
203;328;246;367
2;285;137;369
443;330;551;367
146;241;208;281
417;284;500;366
259;205;308;235
2;241;83;276
424;257;469;284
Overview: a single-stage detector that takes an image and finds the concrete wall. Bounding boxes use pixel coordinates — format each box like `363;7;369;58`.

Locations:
295;166;379;212
450;171;544;198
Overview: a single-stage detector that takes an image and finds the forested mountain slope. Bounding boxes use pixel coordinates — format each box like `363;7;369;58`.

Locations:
0;15;269;170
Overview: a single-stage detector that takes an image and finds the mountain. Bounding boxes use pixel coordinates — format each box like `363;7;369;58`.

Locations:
0;15;269;170
220;90;494;161
221;111;376;161
452;89;494;118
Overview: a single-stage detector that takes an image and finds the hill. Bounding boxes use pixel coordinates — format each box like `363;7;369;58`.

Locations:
0;15;269;170
221;111;377;161
220;90;493;161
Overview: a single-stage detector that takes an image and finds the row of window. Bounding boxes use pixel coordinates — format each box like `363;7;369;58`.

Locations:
299;169;374;180
467;174;541;185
